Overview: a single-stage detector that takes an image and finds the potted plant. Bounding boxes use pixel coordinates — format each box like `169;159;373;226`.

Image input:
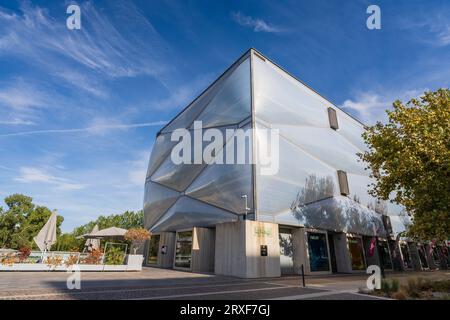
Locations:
124;228;150;269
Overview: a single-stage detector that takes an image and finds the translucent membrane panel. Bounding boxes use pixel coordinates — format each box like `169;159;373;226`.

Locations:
161;55;250;133
253;56;329;127
275;196;386;237
276;125;367;175
143;181;180;229
146;132;178;178
160;83;219;134
193;58;251;128
150;126;235;192
255;122;339;217
186;164;252;214
335;109;367;151
185;124;253;214
150;196;237;232
347;173;380;210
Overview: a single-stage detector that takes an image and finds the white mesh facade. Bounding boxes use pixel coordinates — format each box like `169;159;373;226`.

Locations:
144;49;408;237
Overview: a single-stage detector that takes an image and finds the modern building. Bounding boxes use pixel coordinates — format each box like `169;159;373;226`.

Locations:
143;49;446;277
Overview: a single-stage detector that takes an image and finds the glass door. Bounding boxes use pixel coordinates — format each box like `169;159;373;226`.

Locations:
307;232;330;272
279;229;294;275
146;234;160;265
378;240;393;269
348;237;366;270
400;243;413;269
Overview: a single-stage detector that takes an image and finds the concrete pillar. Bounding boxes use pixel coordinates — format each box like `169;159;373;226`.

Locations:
292;228;306;275
157;232;175;268
191;227;215;273
215;220;280;278
334;233;352;273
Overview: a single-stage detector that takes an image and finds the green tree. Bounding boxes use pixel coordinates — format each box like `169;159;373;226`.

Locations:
0;194;63;249
55;210;144;252
72;210;143;237
359;89;450;241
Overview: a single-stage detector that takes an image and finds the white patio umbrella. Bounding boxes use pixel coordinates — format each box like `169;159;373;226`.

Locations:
33;211;58;252
84;227;127;239
84;224;100;250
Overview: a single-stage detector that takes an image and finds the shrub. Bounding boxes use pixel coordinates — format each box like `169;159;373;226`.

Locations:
390;279;400;292
392;289;408;300
124;228;151;254
431;279;450;292
381;279;391;295
65;253;79;267
45;255;63;269
406;278;424;298
104;246;125;265
82;249;103;265
18;246;31;263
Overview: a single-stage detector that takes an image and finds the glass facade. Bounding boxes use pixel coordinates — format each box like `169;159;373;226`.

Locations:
146;234;160;265
348;237;366;270
307;232;330;272
175;231;193;269
144;54;252;232
252;51;401;238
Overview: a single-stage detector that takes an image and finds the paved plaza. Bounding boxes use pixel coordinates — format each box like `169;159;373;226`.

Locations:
0;267;447;300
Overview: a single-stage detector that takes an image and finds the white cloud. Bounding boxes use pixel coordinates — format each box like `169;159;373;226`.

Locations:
398;11;450;47
0;80;56;126
0;120;167;138
153;74;213;110
340;89;426;124
231;11;283;33
14;167;85;191
0;81;49;111
0;119;34;125
0;1;171;95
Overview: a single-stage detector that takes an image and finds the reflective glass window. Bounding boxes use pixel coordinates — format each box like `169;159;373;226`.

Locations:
307;232;330;272
146;234;160;265
174;231;193;269
348;237;365;270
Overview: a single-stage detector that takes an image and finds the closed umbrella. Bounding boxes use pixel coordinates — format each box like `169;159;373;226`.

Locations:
84;224;100;251
34;211;58;252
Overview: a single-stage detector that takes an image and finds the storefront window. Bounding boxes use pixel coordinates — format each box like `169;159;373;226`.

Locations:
378;240;392;269
432;247;441;268
348;237;365;270
400;243;412;269
147;234;160;265
418;245;429;268
307;232;330;272
175;230;193;269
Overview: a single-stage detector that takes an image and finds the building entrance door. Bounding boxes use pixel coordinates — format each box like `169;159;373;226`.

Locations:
327;233;338;273
279;229;294;275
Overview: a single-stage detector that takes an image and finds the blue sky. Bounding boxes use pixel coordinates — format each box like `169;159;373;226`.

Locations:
0;0;449;232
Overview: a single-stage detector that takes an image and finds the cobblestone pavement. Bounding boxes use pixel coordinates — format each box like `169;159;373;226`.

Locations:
0;268;446;300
